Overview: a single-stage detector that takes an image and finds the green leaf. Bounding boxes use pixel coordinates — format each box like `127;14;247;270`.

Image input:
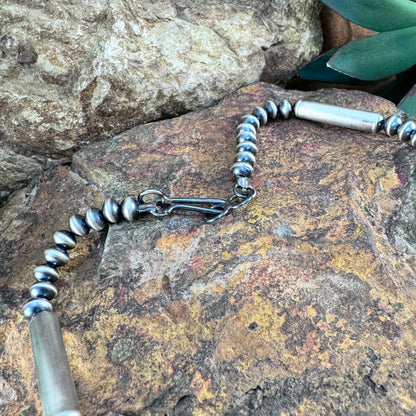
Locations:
379;66;416;104
398;84;416;117
321;0;416;32
328;27;416;80
299;48;381;85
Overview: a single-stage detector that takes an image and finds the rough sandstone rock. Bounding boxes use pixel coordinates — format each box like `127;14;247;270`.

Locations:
2;84;416;415
0;0;322;199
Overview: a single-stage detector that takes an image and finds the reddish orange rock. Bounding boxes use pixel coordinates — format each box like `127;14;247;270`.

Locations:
1;83;416;415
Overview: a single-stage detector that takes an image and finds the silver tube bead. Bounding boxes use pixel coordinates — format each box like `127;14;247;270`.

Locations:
29;311;81;416
294;100;384;133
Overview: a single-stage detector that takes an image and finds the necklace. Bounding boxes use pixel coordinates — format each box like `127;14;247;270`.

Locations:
21;95;415;416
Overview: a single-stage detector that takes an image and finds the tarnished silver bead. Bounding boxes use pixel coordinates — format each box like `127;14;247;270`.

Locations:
236;141;258;155
384;115;402;137
122;196;139;221
252;106;268;126
69;215;90;237
22;299;52;319
30;282;58;300
34;265;59;283
231;162;254;178
278;100;292;119
241;114;260;130
44;247;69;267
398;120;416;142
54;230;77;250
236;123;257;135
410;131;416;148
85;208;107;231
236;131;257;144
234;151;256;166
102;198;121;223
264;100;278;120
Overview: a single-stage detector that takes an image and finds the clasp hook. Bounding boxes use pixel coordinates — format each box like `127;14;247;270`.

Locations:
138;190;227;217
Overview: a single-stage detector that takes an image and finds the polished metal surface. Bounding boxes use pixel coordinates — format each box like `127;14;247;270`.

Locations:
241;114;260;130
294;100;384;133
29;311;81;416
397;120;416;142
85;208;107;231
30;282;57;300
231;162;254;178
278;99;292;119
69;215;90;237
54;230;77;250
234;151;256;166
23;299;53;319
384;115;402;136
236;141;258;155
44;247;69;267
236;131;257;144
34;265;59;283
122;196;139;221
236;123;256;135
102;198;121;223
252;106;268;125
264;100;278;120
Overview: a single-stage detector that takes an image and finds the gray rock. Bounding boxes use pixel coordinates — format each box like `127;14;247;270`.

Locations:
0;0;322;191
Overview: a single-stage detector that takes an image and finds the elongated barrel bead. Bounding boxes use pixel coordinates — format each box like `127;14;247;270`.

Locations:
294;100;384;133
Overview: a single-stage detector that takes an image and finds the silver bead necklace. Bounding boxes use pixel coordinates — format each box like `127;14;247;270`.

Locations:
22;98;415;416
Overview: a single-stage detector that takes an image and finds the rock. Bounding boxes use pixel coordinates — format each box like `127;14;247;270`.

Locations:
2;83;416;415
0;0;322;192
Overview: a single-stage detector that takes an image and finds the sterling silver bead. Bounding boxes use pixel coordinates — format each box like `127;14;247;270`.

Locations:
252;106;268;126
384;115;402;137
236;141;258;155
278;100;292;119
85;208;107;231
122;196;139;221
234;151;256;166
264;100;278;120
44;247;69;267
30;282;58;300
231;162;254;178
102;198;121;223
241;114;260;130
69;215;90;237
54;230;77;250
34;265;59;283
236;131;257;144
236;123;257;135
22;299;52;319
398;120;416;142
410;131;416;148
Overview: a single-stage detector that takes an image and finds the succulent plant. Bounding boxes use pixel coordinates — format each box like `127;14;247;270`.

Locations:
300;0;416;116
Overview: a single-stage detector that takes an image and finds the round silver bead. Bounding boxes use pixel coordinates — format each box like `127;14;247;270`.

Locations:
278;100;292;119
384;115;402;137
231;162;254;178
22;299;52;319
102;198;121;223
398;120;416;142
252;106;268;126
241;114;260;130
53;230;77;250
264;100;278;120
236;123;257;135
69;214;90;237
236;131;257;144
234;151;256;166
236;141;258;155
30;282;58;300
44;247;69;267
122;196;139;221
410;131;416;148
85;208;107;231
34;265;59;283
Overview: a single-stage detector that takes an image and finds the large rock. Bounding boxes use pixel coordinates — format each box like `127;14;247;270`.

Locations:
2;84;416;415
0;0;322;198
